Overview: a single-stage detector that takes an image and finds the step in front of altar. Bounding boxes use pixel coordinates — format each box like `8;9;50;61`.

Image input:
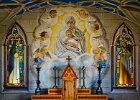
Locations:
48;88;91;95
31;94;108;100
77;94;108;100
31;94;62;100
32;89;108;100
48;88;62;95
76;88;91;95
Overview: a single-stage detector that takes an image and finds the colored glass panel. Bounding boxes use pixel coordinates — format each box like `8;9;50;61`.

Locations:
115;26;135;87
6;26;25;87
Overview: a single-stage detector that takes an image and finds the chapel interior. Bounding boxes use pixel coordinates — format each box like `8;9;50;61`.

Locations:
0;0;140;100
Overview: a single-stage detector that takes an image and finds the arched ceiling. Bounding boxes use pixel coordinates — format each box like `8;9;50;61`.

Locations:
0;0;140;26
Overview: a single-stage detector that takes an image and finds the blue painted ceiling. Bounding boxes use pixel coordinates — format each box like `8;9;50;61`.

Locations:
0;0;140;19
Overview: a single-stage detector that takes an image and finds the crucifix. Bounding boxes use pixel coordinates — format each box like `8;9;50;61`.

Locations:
66;56;72;65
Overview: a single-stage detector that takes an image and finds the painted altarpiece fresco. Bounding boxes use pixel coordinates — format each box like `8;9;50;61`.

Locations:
31;7;109;88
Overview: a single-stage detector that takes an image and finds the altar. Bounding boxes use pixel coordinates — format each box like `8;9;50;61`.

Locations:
31;56;108;100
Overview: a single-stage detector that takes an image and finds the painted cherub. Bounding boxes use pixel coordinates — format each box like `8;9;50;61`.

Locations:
87;21;103;38
76;9;88;19
33;46;51;59
92;23;100;33
93;45;106;67
49;10;57;18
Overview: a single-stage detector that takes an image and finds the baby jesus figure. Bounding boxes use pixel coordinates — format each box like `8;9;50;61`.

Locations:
63;29;81;51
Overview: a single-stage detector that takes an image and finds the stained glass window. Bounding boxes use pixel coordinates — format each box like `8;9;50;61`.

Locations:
113;24;135;87
4;24;28;88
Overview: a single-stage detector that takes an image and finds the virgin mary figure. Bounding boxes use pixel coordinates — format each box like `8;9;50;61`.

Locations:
54;16;86;58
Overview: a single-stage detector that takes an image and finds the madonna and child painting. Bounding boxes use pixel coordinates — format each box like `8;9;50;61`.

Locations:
31;7;109;88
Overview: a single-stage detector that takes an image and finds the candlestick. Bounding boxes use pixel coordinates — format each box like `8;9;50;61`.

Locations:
35;65;41;94
81;66;86;88
96;64;103;94
53;66;57;88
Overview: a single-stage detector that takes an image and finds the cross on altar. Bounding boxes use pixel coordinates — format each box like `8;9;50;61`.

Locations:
66;56;72;64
